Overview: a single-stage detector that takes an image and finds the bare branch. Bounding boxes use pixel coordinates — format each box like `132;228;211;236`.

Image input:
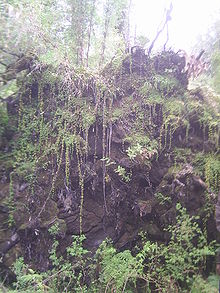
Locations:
0;60;7;67
0;46;21;58
196;50;205;61
148;2;173;56
163;22;169;51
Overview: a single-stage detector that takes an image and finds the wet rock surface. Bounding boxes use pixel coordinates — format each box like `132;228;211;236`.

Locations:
0;49;219;277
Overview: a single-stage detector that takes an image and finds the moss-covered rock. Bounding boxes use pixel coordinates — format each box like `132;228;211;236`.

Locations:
0;48;219;277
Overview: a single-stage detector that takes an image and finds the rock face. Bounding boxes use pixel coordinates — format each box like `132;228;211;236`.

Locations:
0;48;219;276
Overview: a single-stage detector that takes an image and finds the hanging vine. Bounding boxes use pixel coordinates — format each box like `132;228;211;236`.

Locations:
76;143;84;235
108;95;113;158
50;122;66;196
38;83;45;148
102;92;108;215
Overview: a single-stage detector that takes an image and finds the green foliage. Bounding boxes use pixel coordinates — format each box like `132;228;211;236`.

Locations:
193;152;206;177
126;142;143;160
115;165;131;182
5;172;15;227
0;80;18;99
1;6;220;293
139;80;152;96
162;203;215;282
190;275;218;293
48;223;60;236
185;89;220;147
0;0;130;69
11;235;89;293
206;274;220;290
193;152;220;193
101;156;115;167
155;192;171;205
152;74;181;97
139;81;164;105
111;107;126;122
12;108;40;182
173;147;192;164
0;103;8;137
110;95;136;123
204;154;220;193
125;134;158;163
164;99;184;116
12;257;44;293
135;203;217;291
8;205;216;292
95;240;144;292
212;49;220;93
48;234;89;292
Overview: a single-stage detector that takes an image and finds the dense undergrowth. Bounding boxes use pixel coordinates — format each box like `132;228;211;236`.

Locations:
2;205;218;292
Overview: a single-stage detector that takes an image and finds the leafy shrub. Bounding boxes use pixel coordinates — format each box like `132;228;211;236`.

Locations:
190;274;219;293
135;203;217;291
8;205;217;292
193;153;220;193
152;74;181;97
115;165;131;182
12;257;44;293
94;240;144;292
11;235;89;293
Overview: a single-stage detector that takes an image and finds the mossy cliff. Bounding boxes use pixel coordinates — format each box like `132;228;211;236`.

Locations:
0;49;219;278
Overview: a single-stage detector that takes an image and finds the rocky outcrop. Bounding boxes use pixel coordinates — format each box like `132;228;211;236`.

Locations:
0;48;219;278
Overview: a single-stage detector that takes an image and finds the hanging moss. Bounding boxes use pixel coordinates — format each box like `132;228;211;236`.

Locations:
204;155;220;193
1;49;220;240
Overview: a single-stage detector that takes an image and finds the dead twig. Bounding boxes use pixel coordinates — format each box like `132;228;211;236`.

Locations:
148;2;173;56
0;46;21;58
